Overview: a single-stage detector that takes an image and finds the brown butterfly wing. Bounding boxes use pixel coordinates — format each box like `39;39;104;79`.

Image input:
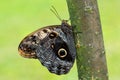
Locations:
18;21;76;75
18;25;61;59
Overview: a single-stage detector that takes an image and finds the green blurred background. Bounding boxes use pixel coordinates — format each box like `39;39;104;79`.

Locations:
0;0;120;80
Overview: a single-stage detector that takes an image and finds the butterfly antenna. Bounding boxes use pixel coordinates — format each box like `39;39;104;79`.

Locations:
50;6;62;21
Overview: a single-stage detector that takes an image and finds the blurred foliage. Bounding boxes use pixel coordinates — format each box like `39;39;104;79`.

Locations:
0;0;120;80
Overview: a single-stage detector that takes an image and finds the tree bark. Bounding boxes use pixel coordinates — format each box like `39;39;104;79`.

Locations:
66;0;108;80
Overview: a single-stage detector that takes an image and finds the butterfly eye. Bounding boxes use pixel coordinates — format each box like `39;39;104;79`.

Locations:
49;32;58;39
58;48;67;58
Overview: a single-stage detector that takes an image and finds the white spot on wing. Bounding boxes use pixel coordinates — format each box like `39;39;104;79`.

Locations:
39;31;47;39
35;29;51;40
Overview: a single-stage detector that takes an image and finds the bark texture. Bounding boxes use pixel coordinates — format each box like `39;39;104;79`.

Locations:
66;0;108;80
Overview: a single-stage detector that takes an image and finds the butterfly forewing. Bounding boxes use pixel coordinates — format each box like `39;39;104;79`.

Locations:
18;25;61;59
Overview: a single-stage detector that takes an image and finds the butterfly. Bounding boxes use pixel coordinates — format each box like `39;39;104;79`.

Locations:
18;7;76;75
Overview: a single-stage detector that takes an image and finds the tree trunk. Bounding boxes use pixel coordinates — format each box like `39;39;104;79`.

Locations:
66;0;108;80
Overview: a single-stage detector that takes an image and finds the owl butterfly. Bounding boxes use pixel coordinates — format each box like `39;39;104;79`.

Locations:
18;6;76;75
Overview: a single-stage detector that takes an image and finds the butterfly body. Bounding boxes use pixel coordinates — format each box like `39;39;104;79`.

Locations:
18;21;76;75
